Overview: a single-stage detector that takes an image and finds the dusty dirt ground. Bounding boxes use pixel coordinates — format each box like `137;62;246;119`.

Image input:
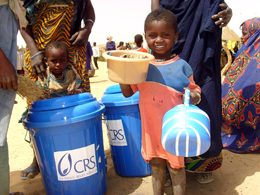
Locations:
8;61;260;195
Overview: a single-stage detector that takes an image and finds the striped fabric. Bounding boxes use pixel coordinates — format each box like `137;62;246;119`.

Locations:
24;2;90;92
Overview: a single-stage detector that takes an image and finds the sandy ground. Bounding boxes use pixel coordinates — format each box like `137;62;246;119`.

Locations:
7;61;260;195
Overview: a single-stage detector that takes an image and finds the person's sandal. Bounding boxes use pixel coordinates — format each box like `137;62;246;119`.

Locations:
20;168;39;180
196;172;214;184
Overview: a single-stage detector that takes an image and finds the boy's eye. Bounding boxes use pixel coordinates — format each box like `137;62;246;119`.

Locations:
162;33;169;37
51;60;57;63
149;34;156;38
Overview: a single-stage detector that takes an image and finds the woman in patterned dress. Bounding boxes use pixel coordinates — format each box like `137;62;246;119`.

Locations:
21;0;95;92
222;17;260;154
20;0;95;179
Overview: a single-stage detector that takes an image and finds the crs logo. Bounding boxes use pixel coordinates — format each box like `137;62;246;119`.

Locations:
54;144;97;181
109;129;125;140
58;153;72;176
106;119;127;146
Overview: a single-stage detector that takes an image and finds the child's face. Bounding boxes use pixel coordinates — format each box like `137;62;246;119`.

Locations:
45;48;68;77
145;21;178;59
240;24;249;45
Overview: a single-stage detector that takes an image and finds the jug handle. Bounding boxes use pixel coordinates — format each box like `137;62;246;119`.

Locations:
184;89;190;106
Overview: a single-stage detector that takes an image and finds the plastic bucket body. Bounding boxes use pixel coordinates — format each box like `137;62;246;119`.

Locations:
161;89;211;157
102;50;154;84
23;93;107;195
101;84;151;177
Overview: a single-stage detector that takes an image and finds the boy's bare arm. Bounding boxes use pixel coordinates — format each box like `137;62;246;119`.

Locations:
120;84;134;97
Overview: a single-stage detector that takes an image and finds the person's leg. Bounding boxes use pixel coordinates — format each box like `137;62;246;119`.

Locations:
0;5;19;194
0;86;16;194
167;162;186;195
150;158;167;195
0;140;10;195
94;57;99;69
20;148;39;180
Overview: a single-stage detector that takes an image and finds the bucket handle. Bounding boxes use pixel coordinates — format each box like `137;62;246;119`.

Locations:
24;129;31;143
24;128;35;144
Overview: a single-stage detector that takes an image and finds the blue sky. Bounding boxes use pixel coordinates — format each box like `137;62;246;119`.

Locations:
17;0;259;47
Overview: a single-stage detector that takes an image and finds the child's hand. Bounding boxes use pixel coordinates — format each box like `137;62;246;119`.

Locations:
67;88;83;95
182;88;201;105
74;88;84;94
119;84;134;97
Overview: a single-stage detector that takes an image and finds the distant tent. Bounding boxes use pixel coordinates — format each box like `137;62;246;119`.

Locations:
222;25;240;41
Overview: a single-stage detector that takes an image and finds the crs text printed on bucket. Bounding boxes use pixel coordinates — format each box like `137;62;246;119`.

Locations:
54;144;98;181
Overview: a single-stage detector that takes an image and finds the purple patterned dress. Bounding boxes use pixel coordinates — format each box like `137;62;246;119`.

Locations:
222;17;260;153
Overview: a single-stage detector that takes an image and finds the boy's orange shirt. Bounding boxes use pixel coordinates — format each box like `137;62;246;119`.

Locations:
131;56;201;169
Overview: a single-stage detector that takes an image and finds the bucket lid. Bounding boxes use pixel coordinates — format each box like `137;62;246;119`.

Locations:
101;84;139;107
23;93;105;128
30;92;95;111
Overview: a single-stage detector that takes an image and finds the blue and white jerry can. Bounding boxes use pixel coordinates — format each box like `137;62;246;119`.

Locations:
161;89;211;157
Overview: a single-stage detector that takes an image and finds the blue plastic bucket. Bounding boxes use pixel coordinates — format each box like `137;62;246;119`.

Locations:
161;89;211;157
23;93;106;195
101;84;151;177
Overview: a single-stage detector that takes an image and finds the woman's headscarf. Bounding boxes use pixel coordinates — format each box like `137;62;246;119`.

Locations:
244;17;260;37
236;17;260;57
236;17;260;58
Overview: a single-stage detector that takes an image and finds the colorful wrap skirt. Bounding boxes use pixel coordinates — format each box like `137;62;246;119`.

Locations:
23;2;90;92
185;153;223;173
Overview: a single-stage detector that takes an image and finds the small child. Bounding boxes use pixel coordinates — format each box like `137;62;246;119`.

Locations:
120;9;201;195
41;41;83;98
132;34;149;53
20;41;83;180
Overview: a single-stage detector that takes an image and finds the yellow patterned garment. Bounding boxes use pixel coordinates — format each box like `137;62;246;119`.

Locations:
23;1;90;92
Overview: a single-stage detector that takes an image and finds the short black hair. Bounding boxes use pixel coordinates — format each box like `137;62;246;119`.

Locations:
144;9;178;33
45;41;68;58
134;34;143;45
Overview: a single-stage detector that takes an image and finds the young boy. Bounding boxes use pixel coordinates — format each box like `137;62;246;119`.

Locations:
120;9;201;195
132;34;149;53
21;41;83;180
